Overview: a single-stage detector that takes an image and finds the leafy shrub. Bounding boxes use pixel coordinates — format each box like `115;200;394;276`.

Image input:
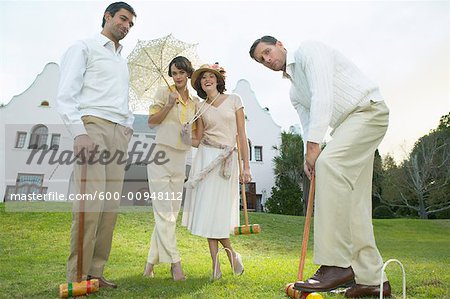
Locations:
265;176;303;216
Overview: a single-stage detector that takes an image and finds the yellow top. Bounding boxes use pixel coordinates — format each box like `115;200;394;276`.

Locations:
149;85;199;150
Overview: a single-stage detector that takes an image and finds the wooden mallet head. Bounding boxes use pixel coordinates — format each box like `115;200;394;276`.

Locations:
59;279;99;298
234;224;261;235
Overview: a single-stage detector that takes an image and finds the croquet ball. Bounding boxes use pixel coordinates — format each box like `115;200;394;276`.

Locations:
306;293;323;299
299;292;310;299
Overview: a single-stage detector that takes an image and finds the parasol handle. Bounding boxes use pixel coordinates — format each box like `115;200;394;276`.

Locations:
161;74;175;92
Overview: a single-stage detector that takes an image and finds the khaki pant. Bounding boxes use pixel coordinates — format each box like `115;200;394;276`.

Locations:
147;144;187;264
313;101;389;285
67;116;131;281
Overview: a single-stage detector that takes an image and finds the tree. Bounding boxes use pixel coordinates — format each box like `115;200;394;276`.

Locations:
437;112;450;131
372;149;384;210
373;153;405;218
265;176;303;215
380;113;450;219
266;132;305;215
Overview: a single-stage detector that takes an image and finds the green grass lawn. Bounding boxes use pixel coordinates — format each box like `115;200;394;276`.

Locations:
0;203;449;298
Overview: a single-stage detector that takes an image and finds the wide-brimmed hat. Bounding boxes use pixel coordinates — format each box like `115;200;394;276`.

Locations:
191;63;226;89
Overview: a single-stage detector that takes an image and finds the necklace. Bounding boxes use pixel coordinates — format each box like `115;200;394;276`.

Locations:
176;87;189;104
187;92;222;125
206;92;221;104
173;87;192;124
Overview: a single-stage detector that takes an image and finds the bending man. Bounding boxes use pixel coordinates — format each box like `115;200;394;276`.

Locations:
249;36;390;298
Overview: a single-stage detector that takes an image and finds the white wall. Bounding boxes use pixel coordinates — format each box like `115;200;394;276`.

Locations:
0;63;74;200
233;79;281;197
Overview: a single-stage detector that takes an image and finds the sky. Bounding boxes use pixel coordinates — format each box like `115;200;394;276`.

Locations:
1;0;449;162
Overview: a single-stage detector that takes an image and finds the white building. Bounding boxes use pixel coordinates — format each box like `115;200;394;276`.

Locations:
0;64;281;209
0;63;69;203
233;80;281;209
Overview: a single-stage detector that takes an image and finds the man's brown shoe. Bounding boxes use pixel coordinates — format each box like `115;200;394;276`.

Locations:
345;281;391;298
88;275;117;289
293;266;355;292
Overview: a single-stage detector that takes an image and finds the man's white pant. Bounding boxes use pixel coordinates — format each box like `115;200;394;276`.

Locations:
314;100;389;285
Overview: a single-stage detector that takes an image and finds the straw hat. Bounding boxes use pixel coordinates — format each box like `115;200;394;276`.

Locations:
191;62;226;89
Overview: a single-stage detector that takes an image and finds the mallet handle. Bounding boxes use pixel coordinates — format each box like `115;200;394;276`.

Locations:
236;135;249;227
297;175;315;281
77;162;87;282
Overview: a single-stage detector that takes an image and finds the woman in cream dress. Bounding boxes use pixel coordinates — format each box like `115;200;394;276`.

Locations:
143;56;198;281
182;63;252;280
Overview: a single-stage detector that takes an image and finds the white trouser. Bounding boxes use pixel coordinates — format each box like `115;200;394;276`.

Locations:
313;101;389;285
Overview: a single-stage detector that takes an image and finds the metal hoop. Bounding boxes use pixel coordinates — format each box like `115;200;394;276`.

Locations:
380;259;406;299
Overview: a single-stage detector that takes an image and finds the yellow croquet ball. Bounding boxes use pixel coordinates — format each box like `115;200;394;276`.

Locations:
306;293;324;299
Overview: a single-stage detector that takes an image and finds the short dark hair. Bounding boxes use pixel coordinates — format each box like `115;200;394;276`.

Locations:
102;2;136;28
193;72;226;100
168;56;195;78
249;36;278;60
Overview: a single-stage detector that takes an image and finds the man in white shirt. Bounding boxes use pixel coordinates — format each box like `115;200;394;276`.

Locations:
56;2;136;289
249;36;391;298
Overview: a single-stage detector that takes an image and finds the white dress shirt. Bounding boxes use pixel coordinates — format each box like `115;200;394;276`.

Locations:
284;41;383;145
56;33;134;137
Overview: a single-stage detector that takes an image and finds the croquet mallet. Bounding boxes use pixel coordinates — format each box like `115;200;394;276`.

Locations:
234;135;261;235
59;162;99;297
285;176;316;299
